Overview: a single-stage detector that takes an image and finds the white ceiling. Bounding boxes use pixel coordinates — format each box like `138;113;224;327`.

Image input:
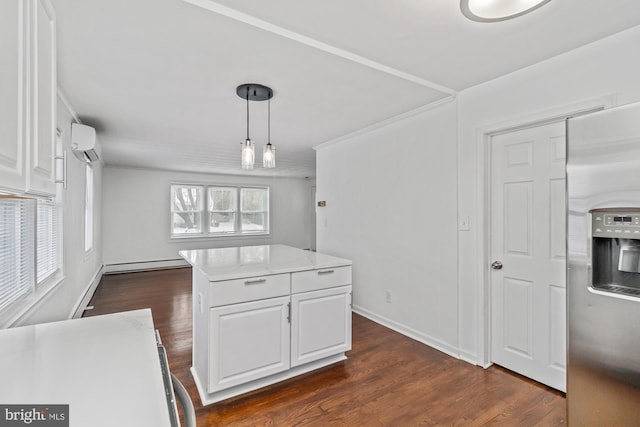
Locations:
52;0;640;178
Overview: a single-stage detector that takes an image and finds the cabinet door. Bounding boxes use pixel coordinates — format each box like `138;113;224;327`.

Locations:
291;285;352;368
27;0;56;195
209;296;290;393
0;0;28;193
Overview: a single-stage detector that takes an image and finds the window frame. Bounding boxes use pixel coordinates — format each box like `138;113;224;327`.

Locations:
0;195;63;326
170;184;270;239
84;164;94;253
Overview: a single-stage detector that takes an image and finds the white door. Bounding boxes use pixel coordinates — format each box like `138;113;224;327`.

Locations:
291;285;352;368
490;121;567;391
208;296;290;393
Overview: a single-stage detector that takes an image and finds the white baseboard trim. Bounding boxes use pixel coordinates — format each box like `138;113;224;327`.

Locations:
459;350;479;366
69;265;104;319
104;259;189;274
352;305;462;362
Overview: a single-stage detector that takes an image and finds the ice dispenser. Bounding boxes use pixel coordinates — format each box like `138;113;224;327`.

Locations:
591;208;640;297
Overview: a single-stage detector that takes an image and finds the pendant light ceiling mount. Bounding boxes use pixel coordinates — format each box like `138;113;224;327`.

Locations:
236;83;273;102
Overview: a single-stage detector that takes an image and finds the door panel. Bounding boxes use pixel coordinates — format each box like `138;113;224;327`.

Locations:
504;181;532;255
491;121;567;391
0;0;27;192
291;285;351;368
208;296;290;393
503;277;533;358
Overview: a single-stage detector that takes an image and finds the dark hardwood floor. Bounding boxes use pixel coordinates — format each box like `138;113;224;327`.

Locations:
85;268;566;426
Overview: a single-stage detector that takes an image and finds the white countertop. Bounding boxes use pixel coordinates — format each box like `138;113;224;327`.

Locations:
179;244;352;281
0;309;172;427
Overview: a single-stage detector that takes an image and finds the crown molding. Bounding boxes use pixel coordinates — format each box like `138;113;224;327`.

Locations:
183;0;457;96
57;88;81;123
313;95;456;151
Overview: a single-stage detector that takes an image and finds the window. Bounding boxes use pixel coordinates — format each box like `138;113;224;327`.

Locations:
240;188;268;233
0;196;60;312
171;185;269;238
84;164;94;251
0;198;36;311
171;185;204;234
208;187;236;233
36;199;58;283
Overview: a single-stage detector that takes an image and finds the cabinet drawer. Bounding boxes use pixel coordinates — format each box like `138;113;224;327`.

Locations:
291;266;352;294
209;274;290;307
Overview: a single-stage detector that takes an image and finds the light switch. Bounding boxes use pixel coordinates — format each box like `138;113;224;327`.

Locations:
459;215;470;231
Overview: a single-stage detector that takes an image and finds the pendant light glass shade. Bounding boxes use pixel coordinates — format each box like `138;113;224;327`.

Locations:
241;139;255;170
240;85;255;170
263;95;275;168
263;143;275;168
460;0;552;22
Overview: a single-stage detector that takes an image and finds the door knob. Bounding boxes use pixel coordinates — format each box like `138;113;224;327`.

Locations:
491;261;503;270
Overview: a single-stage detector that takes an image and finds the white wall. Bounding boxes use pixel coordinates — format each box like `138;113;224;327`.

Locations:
457;25;640;363
316;101;459;356
19;95;104;325
316;24;640;364
102;166;315;268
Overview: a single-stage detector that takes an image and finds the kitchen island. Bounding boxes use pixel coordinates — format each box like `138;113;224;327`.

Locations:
180;244;352;405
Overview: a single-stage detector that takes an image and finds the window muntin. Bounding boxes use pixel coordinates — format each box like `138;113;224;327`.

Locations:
170;185;269;238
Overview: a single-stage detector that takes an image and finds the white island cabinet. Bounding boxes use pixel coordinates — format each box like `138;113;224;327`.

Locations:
180;244;352;405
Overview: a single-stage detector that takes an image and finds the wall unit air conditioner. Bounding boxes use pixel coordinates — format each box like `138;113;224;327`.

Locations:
71;123;99;162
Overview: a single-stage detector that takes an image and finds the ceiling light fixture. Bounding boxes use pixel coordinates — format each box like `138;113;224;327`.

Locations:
236;83;274;170
263;93;275;168
460;0;552;22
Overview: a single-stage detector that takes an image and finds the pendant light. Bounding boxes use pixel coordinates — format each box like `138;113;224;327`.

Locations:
240;86;255;170
263;92;275;168
236;83;275;170
460;0;552;22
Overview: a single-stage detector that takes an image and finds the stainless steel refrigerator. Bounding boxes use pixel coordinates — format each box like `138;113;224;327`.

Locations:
567;101;640;424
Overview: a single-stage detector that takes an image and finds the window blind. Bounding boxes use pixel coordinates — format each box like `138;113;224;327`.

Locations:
37;199;58;284
0;198;36;311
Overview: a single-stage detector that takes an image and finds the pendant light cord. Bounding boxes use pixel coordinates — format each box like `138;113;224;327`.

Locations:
246;86;250;140
268;93;271;144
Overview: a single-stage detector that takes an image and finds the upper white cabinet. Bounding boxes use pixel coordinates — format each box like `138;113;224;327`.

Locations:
0;0;56;196
0;0;28;192
28;0;57;195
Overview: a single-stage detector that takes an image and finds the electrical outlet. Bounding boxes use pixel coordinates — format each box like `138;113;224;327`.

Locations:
385;290;392;304
198;293;203;313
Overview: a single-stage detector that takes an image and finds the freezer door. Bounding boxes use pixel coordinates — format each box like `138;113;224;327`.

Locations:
567;102;640;425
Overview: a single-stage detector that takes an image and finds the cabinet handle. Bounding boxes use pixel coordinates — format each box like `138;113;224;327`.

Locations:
317;269;335;275
244;278;267;285
55;151;67;190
